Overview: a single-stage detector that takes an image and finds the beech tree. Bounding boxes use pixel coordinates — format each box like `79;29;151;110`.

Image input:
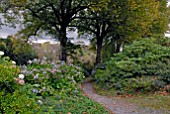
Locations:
73;0;122;65
102;0;168;61
0;0;168;63
0;0;94;62
74;11;111;65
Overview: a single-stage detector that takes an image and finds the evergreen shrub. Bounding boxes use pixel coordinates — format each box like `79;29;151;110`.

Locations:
95;37;170;93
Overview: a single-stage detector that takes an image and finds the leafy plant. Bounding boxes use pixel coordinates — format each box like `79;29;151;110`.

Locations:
95;37;170;94
20;59;108;113
0;55;37;113
0;54;108;113
36;94;109;114
0;36;36;65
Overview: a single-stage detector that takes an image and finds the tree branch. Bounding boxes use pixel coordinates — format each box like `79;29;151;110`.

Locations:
28;4;52;18
50;3;61;23
69;24;96;34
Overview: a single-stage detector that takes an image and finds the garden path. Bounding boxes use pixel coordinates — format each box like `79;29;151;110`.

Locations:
82;79;169;114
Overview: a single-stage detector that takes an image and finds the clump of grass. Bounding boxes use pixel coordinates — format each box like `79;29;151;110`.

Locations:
127;93;170;110
93;81;170;111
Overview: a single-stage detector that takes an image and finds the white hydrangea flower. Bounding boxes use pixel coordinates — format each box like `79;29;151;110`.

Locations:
28;60;32;64
34;84;40;87
37;100;43;105
0;51;4;56
19;74;24;79
12;61;16;65
33;58;38;63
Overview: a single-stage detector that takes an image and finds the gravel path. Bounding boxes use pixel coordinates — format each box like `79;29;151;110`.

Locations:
82;80;170;114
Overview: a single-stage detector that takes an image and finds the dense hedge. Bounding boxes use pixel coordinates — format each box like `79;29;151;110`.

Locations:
95;37;170;94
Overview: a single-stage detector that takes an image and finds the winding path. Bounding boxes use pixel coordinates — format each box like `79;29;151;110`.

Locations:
82;80;169;114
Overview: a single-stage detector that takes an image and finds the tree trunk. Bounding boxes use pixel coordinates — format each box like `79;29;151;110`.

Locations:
119;41;124;52
59;26;67;62
115;41;124;53
95;37;103;66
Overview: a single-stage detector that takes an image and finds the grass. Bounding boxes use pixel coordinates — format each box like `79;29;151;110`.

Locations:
127;93;170;110
92;82;117;97
93;82;170;111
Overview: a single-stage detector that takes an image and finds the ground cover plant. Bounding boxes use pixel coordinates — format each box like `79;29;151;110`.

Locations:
0;51;108;113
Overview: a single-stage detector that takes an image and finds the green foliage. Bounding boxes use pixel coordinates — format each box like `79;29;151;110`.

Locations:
114;76;164;94
36;94;108;114
125;0;168;38
70;45;96;76
0;89;37;114
95;37;170;94
101;0;168;62
0;55;37;113
0;64;19;93
24;61;85;96
20;59;108;113
0;36;36;65
0;54;108;113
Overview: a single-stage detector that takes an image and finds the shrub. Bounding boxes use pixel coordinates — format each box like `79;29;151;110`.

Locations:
0;55;37;113
71;45;96;77
0;52;108;113
114;76;165;94
95;37;170;94
19;59;108;113
22;59;85;97
0;36;36;65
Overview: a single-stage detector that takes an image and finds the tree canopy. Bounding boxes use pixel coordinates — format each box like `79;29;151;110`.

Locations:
0;0;168;63
1;0;94;61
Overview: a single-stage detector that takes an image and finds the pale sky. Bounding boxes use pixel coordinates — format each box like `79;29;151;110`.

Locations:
0;26;19;38
168;1;170;6
0;24;90;44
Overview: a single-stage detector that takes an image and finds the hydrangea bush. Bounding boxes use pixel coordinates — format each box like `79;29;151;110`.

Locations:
0;51;38;113
0;52;108;113
22;58;85;97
